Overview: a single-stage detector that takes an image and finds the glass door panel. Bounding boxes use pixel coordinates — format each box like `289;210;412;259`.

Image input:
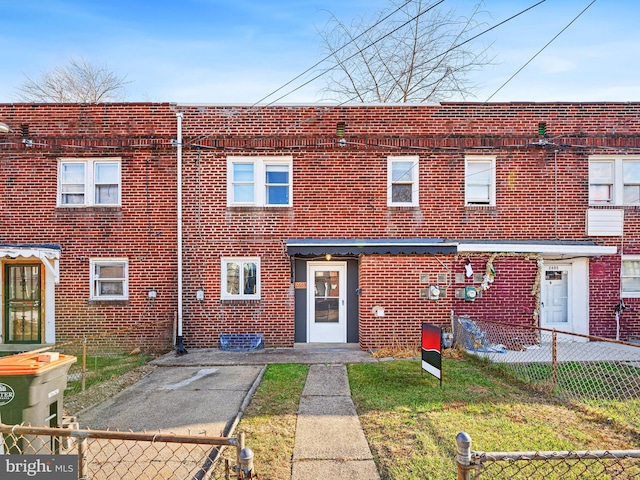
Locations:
308;263;346;343
540;265;571;333
5;264;42;343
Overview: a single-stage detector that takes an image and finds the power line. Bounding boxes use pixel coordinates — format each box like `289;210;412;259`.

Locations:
186;1;546;149
210;0;548;145
262;0;445;106
484;0;597;102
251;0;418;106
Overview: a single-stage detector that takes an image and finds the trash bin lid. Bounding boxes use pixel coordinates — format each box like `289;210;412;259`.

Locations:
0;352;76;375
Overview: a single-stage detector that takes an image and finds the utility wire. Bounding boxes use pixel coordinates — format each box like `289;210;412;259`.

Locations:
349;0;547;106
217;0;547;145
187;0;545;148
263;0;445;106
252;0;417;106
484;0;597;102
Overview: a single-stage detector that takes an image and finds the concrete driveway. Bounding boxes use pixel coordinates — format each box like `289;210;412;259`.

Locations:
77;364;264;437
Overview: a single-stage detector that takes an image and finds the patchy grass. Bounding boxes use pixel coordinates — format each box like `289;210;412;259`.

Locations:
65;353;153;395
348;358;640;479
219;358;639;479
229;364;308;480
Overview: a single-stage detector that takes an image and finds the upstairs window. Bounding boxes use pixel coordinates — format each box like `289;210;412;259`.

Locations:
387;156;419;207
227;156;292;207
221;257;260;300
465;156;496;206
90;258;128;300
58;158;121;207
589;156;640;205
622;256;640;298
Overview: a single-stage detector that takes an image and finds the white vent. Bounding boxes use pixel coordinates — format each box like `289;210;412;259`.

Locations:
587;209;624;236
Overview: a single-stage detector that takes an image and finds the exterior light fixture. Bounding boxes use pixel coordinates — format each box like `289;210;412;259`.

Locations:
0;122;10;133
325;254;332;261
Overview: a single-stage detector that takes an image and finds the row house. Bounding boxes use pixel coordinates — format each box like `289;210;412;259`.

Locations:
1;102;639;353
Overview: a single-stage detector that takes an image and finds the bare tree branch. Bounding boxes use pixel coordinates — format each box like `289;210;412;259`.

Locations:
318;0;493;103
14;57;130;103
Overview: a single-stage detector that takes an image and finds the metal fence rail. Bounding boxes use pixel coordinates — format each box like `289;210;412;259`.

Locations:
456;432;640;479
454;316;640;403
0;423;256;479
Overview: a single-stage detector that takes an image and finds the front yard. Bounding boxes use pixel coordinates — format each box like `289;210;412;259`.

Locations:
235;356;640;479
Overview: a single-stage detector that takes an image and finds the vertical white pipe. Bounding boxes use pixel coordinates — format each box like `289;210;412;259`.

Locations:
176;112;186;354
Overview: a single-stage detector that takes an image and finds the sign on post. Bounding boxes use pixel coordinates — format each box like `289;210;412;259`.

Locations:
421;323;442;386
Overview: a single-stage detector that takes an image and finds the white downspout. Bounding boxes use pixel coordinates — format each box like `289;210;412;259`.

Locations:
176;112;187;354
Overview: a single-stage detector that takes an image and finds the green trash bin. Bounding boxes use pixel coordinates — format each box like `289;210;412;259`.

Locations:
0;351;76;453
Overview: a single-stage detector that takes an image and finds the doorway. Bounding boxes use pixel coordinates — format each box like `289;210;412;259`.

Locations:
4;264;42;343
307;262;347;343
540;264;571;332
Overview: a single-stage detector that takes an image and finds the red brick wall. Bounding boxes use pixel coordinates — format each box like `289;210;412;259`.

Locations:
0;104;179;352
2;102;640;350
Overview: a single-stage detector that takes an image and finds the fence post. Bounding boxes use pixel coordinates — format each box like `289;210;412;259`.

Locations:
551;331;557;390
236;432;244;479
77;437;88;479
456;431;473;480
82;337;87;392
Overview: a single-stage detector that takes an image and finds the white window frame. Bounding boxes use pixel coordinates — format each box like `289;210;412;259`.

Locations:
58;157;122;207
589;155;640;206
465;156;496;206
221;257;261;300
90;258;129;300
621;255;640;298
227;156;293;207
387;156;419;207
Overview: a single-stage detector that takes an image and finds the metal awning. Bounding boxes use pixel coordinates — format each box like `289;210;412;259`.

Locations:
456;240;617;257
0;245;61;283
286;239;458;256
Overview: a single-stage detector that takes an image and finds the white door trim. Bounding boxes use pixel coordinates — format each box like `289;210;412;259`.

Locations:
307;261;347;343
540;258;589;340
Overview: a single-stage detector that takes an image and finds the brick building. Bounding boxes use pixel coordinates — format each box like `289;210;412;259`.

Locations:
1;102;639;353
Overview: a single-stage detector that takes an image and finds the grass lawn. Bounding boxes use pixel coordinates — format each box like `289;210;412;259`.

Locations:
234;356;639;480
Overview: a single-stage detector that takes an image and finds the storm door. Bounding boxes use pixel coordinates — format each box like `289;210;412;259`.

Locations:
4;264;42;343
540;264;572;332
308;262;346;343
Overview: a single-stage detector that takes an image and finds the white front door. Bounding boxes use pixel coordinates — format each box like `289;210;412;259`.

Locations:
308;262;346;343
540;264;572;332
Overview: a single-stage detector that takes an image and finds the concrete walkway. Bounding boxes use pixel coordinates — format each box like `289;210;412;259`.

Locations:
81;346;382;479
291;364;380;480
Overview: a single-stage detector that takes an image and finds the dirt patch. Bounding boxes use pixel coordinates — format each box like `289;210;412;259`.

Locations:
64;363;157;416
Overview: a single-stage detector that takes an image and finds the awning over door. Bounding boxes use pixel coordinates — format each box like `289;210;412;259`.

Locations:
286;239;458;256
0;244;61;283
456;240;617;257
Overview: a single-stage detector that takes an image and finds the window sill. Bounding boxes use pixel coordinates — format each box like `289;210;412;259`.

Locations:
57;206;122;213
387;205;420;209
220;299;262;305
465;204;496;210
589;204;640;209
620;293;640;299
87;299;129;305
227;206;292;212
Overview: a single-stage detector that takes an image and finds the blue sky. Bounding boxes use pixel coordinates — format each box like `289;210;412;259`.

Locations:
1;0;638;104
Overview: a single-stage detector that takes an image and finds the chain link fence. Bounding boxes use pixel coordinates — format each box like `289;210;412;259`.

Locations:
455;432;640;479
0;422;256;479
454;316;640;403
453;317;640;478
12;316;175;396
